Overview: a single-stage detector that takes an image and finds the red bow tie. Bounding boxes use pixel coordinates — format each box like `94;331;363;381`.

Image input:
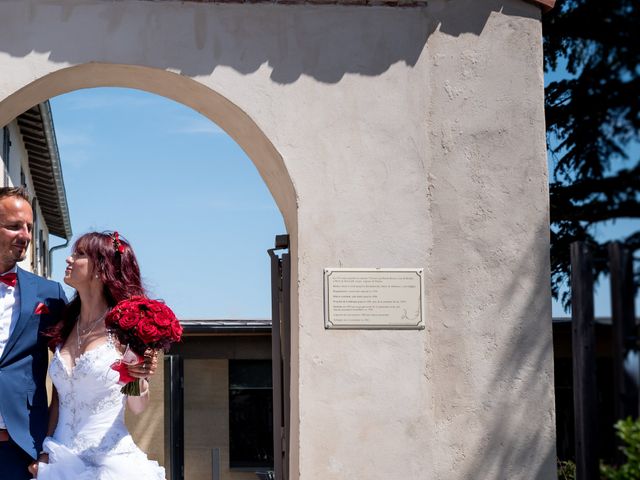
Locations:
0;272;17;288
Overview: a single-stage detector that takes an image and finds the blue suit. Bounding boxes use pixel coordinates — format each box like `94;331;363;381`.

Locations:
0;267;66;478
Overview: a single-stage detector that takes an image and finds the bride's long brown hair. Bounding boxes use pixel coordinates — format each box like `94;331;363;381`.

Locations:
47;231;146;349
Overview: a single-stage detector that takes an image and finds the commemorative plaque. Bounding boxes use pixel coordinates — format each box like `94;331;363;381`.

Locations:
324;268;425;330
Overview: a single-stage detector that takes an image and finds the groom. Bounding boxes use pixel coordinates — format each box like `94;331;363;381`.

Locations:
0;187;67;479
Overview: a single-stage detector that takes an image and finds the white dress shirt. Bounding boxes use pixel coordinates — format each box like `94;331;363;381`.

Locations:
0;265;20;429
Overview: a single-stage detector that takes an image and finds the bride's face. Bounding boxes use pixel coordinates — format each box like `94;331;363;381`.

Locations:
64;249;98;290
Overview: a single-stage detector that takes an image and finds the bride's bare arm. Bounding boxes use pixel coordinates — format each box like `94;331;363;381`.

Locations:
126;379;150;414
124;348;158;414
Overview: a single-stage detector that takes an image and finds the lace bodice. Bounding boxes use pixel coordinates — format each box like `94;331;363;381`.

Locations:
48;341;138;460
39;340;165;479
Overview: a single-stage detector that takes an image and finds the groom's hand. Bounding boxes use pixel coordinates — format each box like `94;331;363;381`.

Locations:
28;453;48;477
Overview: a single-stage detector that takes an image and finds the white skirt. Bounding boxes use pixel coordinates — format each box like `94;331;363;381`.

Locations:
35;436;165;480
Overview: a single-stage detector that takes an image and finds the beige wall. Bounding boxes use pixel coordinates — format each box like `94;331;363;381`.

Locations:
0;1;556;478
183;359;257;480
127;352;166;468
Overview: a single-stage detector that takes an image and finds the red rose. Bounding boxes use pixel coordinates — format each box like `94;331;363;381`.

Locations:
153;313;171;327
137;320;161;344
149;303;165;314
155;324;172;339
107;296;180;351
170;320;183;342
116;311;140;330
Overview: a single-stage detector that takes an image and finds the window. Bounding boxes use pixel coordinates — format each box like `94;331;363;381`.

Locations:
228;359;274;469
31;200;38;272
40;232;47;277
2;126;9;187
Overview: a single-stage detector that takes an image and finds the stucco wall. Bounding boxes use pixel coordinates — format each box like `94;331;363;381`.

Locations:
1;120;52;276
0;1;556;478
425;3;555;478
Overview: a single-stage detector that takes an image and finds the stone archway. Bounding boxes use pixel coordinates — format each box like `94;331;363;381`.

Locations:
0;61;299;479
0;1;559;478
0;63;297;234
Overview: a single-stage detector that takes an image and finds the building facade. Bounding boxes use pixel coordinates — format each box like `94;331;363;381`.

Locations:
127;320;273;480
0;101;72;275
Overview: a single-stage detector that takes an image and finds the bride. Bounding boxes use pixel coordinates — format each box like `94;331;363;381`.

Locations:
30;232;165;479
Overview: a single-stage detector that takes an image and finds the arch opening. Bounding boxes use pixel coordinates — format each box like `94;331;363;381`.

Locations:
0;62;299;480
0;63;297;236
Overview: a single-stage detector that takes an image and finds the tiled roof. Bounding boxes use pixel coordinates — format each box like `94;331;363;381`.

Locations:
179;318;272;334
16;103;72;240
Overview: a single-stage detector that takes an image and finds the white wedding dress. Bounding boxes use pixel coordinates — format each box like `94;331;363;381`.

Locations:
36;341;165;480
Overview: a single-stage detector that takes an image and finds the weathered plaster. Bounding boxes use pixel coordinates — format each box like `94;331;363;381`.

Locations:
0;1;556;478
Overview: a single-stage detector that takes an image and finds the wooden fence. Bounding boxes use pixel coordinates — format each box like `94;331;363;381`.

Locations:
571;241;637;478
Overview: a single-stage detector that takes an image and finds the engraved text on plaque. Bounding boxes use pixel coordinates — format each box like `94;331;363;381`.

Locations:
324;268;424;329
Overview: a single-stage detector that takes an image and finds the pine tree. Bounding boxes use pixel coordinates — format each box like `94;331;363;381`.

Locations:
543;0;640;306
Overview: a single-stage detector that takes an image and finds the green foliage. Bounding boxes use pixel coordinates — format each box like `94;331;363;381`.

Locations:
558;459;576;480
543;0;640;307
601;417;640;479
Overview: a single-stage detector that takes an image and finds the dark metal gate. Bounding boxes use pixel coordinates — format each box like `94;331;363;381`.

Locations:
268;234;291;480
165;353;184;480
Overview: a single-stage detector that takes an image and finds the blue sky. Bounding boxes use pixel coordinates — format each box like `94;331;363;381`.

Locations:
48;85;637;320
49;88;285;320
545;61;640;317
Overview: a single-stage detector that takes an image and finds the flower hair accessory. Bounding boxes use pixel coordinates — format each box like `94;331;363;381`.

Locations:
111;231;125;254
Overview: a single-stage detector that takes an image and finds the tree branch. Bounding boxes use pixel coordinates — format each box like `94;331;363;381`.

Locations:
551;200;640;223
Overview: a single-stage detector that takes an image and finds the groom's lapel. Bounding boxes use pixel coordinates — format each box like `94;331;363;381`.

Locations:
0;268;38;363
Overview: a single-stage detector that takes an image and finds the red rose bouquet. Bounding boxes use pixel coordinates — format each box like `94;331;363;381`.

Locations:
106;295;183;395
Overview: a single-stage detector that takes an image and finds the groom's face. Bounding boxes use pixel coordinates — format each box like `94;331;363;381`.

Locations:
0;196;33;272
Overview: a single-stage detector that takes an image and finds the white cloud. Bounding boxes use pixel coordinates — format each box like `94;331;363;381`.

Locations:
56;131;93;148
170;117;224;135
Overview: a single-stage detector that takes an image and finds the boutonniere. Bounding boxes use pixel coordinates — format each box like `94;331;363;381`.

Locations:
34;303;50;315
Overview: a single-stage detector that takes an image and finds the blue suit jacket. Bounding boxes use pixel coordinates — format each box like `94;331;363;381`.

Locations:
0;267;67;459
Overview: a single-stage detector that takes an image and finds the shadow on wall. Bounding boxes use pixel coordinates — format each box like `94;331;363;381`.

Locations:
430;215;556;479
466;219;556;479
0;0;539;84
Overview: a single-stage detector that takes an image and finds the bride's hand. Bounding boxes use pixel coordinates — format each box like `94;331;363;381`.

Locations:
28;453;49;477
126;348;159;379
